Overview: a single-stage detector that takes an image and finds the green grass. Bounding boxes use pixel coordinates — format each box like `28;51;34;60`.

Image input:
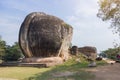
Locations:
0;67;50;80
96;60;107;66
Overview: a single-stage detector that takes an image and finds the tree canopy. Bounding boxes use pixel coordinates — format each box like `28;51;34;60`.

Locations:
97;0;120;36
0;35;23;61
3;42;23;61
101;47;120;60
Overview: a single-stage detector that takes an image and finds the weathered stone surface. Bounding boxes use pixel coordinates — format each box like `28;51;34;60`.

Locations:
22;57;63;67
78;46;97;59
70;46;78;55
19;12;73;61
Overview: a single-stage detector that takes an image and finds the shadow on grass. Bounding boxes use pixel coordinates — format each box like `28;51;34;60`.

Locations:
27;60;94;80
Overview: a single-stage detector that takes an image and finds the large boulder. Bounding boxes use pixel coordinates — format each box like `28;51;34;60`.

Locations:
19;12;73;61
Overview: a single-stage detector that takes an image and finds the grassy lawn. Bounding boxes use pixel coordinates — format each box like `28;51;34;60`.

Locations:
0;55;107;80
0;67;50;80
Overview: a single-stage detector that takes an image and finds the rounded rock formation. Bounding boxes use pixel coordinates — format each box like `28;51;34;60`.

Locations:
19;12;73;60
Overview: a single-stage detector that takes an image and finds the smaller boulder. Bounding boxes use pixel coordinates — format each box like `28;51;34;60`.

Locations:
96;57;102;61
88;61;96;67
70;46;78;55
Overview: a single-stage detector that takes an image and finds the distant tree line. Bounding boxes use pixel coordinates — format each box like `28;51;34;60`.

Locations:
0;36;23;61
100;47;120;60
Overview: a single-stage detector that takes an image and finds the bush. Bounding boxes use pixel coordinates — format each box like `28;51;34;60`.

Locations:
3;52;21;61
0;36;6;60
101;47;120;60
2;42;23;61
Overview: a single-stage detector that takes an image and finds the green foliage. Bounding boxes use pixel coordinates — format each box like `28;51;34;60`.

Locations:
101;47;120;60
96;60;107;66
0;36;6;59
0;36;23;61
99;52;108;58
62;23;72;29
3;42;23;61
97;0;120;36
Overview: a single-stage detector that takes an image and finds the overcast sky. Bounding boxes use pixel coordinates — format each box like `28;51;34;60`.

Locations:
0;0;119;52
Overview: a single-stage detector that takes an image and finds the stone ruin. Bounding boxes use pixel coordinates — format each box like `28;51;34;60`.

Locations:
78;46;97;67
78;46;97;59
70;46;78;55
19;12;73;66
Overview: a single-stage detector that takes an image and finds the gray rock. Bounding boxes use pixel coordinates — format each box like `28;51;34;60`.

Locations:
70;46;78;55
88;61;96;67
19;12;73;61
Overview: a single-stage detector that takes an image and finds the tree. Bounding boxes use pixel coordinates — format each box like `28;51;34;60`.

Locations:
101;47;120;60
0;36;6;59
97;0;120;36
0;35;23;61
3;42;23;61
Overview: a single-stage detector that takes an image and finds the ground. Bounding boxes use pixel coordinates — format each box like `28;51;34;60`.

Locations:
86;63;120;80
0;59;120;80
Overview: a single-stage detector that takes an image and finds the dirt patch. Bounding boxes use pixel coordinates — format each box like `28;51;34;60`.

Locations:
52;71;75;77
86;63;120;80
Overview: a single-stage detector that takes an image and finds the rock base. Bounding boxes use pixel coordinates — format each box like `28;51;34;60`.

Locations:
0;57;63;67
22;57;63;67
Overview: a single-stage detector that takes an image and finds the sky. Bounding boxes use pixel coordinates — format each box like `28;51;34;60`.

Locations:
0;0;119;52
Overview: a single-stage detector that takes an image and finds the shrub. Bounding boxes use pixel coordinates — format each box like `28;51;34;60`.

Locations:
2;42;23;61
